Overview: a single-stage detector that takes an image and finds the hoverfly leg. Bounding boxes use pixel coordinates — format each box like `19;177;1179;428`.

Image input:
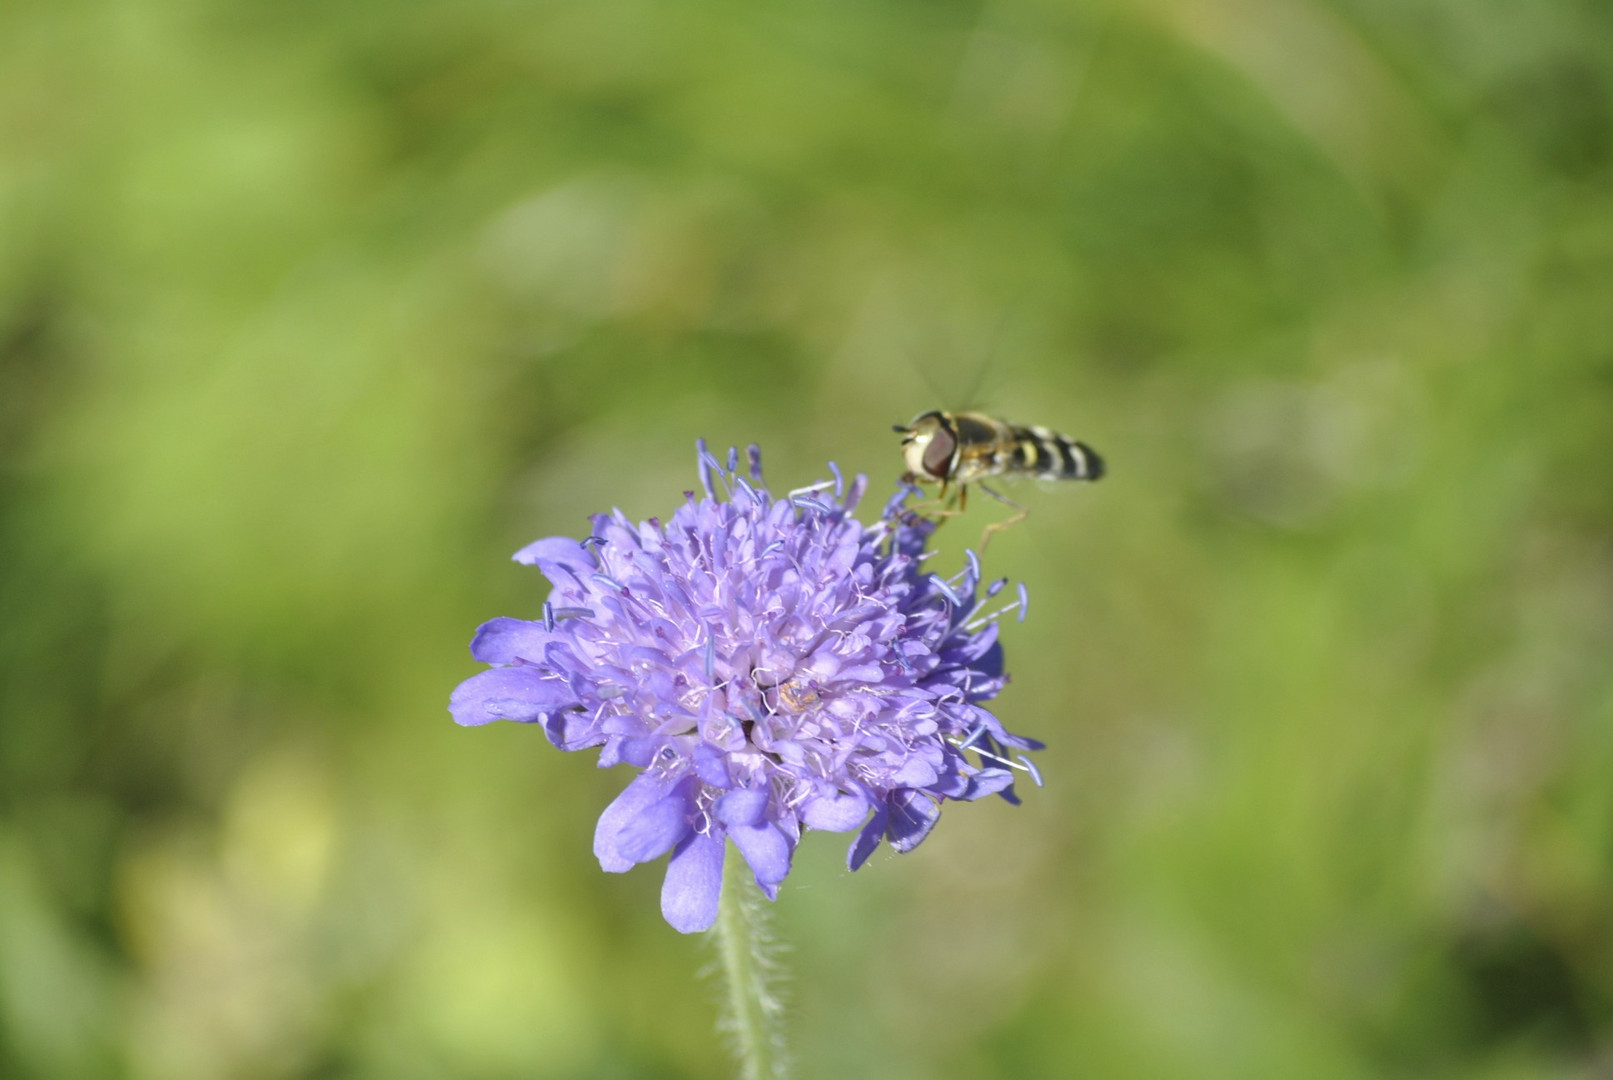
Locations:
910;480;970;528
912;496;964;526
976;483;1028;551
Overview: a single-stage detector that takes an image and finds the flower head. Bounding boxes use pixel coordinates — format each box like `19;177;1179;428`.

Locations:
450;442;1042;932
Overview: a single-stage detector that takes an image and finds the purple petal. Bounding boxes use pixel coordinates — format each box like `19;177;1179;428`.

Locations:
714;788;769;828
617;737;662;768
594;773;673;873
887;790;940;853
693;744;733;788
951;621;999;662
847;804;888;871
891;753;940;787
1002;731;1046;752
961;768;1016;800
449;667;576;727
469;617;552;665
661;831;725;933
542;710;602;752
729;822;791;886
802;791;868;832
512;536;594;576
695;438;718;499
928;757;972;799
614;788;694;865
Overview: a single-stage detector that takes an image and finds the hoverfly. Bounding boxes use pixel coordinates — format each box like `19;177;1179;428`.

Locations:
893;410;1104;546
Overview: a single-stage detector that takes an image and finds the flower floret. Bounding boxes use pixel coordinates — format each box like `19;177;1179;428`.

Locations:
450;442;1041;932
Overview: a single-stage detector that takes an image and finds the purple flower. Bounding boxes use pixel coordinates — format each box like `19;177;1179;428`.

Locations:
450;442;1042;932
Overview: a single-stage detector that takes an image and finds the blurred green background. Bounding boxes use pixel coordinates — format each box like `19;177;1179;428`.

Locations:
3;0;1612;1077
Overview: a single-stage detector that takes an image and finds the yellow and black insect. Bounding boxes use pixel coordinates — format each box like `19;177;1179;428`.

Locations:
893;410;1104;544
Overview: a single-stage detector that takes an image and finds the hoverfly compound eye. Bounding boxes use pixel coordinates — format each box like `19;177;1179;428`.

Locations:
922;425;956;478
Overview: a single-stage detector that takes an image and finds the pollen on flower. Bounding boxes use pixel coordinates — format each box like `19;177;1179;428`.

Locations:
449;441;1042;933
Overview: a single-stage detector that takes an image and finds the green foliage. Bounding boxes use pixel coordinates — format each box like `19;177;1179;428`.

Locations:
2;0;1611;1076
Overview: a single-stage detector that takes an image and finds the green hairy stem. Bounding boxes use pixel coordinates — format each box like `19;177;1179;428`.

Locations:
712;847;788;1080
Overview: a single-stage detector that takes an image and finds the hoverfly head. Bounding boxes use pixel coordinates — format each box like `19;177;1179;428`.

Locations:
898;411;957;481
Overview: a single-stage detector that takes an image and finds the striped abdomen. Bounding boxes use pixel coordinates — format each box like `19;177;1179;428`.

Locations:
1009;425;1105;481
